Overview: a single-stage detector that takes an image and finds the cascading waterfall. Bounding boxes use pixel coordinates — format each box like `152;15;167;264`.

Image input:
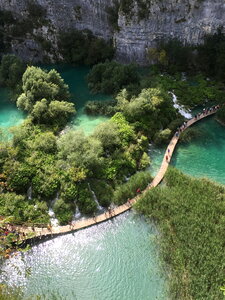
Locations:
170;92;192;119
27;186;32;200
48;192;59;226
72;205;82;222
87;183;104;211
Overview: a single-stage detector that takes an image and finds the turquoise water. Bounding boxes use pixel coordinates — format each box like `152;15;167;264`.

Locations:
0;213;166;300
0;88;24;131
44;65;111;134
0;65;110;135
149;115;225;185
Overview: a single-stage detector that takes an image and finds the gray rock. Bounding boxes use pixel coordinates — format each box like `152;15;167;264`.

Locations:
0;0;224;64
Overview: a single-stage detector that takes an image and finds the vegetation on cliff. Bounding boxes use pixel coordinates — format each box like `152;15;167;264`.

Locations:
135;167;225;300
58;29;114;65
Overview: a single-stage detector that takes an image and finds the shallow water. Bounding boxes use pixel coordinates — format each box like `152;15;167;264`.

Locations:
150;115;225;184
44;65;111;134
0;88;24;131
0;213;166;300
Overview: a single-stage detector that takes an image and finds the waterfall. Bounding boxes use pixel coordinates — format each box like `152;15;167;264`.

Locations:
88;183;104;211
48;192;59;227
170;92;192;119
73;206;81;220
27;186;32;200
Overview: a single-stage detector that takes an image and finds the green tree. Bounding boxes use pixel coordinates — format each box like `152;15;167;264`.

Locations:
17;66;70;112
57;130;103;170
92;121;121;151
0;54;25;91
87;61;139;95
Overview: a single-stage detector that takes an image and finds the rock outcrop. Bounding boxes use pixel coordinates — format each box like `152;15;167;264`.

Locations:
0;0;224;64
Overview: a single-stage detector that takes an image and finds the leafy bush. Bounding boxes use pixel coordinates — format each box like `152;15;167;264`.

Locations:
0;54;25;92
113;171;152;205
154;128;172;145
53;198;74;225
77;184;97;215
87;61;139;95
89;180;114;207
84;99;118;116
58;29;114;65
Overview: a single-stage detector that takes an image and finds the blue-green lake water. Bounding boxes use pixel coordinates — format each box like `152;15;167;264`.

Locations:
150;115;225;185
1;66;225;299
0;88;24;131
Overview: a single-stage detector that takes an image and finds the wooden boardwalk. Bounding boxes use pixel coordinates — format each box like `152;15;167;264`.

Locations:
14;109;218;241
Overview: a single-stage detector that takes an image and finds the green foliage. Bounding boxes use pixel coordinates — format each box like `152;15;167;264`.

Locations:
197;28;225;81
116;88;177;137
149;29;225;83
84;99;118;116
0;55;25;91
58;29;114;65
60;182;78;202
111;112;136;147
136;167;225;300
154;128;171;145
92;121;121;151
106;1;120;31
0;193;49;224
3;161;34;193
87;61;139;95
17;66;70;111
32;166;60;200
53;198;74;225
57;130;103;171
142;72;225;109
31;131;57;154
77;184;97;215
89;180;113;207
27;0;46;21
113;171;152;205
0;285;22;300
17;66;75;128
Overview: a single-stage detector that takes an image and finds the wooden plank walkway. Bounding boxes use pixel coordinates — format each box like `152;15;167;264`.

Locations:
13;108;218;241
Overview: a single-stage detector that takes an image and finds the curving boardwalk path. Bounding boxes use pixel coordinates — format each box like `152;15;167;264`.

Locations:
13;109;218;241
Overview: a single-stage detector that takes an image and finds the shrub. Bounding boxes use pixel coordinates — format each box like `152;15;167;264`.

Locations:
87;61;139;95
154;128;172;145
58;29;114;65
113;171;152;205
89;180;114;207
77;184;97;215
53;198;74;225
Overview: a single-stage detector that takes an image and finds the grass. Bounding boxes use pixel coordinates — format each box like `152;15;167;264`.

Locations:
135;167;225;300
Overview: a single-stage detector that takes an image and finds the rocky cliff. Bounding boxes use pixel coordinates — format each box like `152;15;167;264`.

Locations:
0;0;224;64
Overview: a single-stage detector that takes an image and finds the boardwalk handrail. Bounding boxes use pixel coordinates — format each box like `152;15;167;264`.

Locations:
10;107;220;240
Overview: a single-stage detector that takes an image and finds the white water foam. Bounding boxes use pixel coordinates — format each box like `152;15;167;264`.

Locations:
170;92;192;119
27;186;32;200
48;192;59;226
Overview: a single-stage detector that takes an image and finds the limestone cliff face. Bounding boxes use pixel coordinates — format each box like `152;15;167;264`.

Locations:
0;0;224;64
115;0;225;64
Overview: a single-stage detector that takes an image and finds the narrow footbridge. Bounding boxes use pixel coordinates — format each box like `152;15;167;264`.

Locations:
13;108;218;240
